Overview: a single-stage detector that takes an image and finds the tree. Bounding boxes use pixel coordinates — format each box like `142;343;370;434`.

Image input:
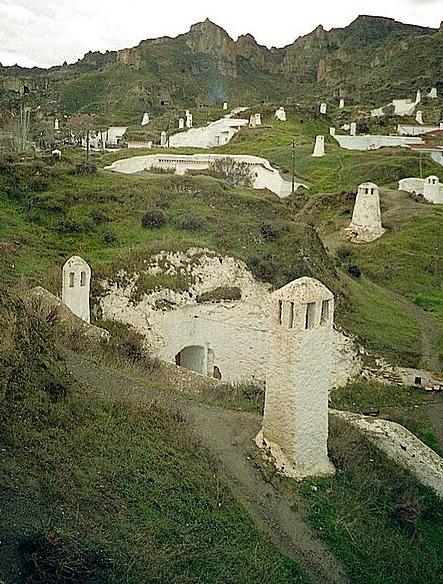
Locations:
67;113;95;161
207;157;254;187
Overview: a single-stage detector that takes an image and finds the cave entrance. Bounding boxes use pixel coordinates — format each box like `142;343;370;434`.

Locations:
175;345;207;375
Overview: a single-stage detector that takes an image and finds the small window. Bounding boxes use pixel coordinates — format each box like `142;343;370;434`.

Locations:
278;300;283;325
305;302;316;330
80;271;86;286
288;302;294;328
415;376;422;386
321;299;330;324
69;272;75;287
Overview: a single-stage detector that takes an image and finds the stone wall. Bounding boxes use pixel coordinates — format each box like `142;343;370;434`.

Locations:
332;409;443;499
105;153;303;197
333;134;422;151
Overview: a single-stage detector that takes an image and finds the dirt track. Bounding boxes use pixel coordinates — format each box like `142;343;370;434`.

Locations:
63;349;350;584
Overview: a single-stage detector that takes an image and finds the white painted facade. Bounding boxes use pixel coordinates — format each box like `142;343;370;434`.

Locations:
312;135;325;157
333;134;423;151
99;250;362;389
397;124;440;136
105;153;304;197
320;103;327;114
61;256;91;323
350;122;357;136
399;176;443;203
429;87;438;99
415;111;424;125
275;107;287;121
344;182;385;243
256;277;336;479
141;113;150;126
398;177;426;194
339;99;345;109
160;131;167;147
85;127;127;149
178;117;185;129
329;127;336;136
127;141;152;149
168;117;248;149
424;175;443;203
249;113;262;128
105;127;127;147
371;95;419;117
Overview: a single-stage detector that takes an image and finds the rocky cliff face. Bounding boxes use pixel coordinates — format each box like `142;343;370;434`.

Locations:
0;15;440;118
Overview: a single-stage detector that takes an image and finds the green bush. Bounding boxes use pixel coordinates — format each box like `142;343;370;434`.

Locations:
173;214;204;231
246;255;277;282
73;161;97;175
141;209;167;229
197;286;242;303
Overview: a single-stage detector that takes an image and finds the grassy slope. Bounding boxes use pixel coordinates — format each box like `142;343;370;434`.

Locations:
298;416;443;584
1;387;305;584
330;379;443;456
0;297;306;583
349;208;443;359
1;274;443;584
3;98;440;366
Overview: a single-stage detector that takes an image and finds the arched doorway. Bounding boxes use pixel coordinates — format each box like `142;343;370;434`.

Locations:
175;345;206;375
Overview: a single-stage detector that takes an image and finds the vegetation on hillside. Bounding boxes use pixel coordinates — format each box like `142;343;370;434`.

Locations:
299;416;443;584
1;16;443;583
0;297;307;583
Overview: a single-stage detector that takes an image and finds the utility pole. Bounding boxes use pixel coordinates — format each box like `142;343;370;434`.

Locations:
86;129;90;163
291;139;296;194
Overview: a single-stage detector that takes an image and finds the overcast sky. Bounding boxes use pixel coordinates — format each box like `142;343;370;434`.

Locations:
0;0;441;68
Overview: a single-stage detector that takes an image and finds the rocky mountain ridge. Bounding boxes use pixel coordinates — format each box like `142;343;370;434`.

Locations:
0;16;441;122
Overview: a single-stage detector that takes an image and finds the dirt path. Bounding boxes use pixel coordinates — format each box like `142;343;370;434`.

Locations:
366;277;442;372
425;403;443;450
63;350;350;584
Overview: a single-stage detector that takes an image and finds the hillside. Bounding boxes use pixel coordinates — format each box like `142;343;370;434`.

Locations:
1;16;443;579
2;293;443;584
1;98;442;366
0;292;310;584
0;16;442;129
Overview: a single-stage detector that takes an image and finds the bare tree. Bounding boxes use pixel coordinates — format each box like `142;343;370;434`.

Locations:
67;113;95;161
207;157;254;187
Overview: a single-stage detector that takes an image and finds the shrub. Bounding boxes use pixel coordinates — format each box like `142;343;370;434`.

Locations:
141;209;167;229
101;229;116;244
206;157;254;187
260;222;278;242
246;255;277;282
197;286;242;303
57;217;94;234
173;214;204;231
348;264;362;278
73;161;97;175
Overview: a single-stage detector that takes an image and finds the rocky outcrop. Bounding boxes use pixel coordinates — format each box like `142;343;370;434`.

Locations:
184;19;238;77
332;409;443;499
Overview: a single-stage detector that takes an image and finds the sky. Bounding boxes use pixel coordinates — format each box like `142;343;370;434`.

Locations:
0;0;441;68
